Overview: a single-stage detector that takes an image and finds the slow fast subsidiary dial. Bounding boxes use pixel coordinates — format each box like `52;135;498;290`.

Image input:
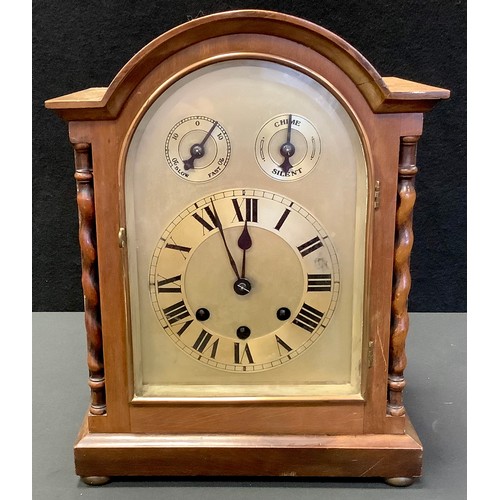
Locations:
165;116;231;182
149;189;340;372
256;114;321;181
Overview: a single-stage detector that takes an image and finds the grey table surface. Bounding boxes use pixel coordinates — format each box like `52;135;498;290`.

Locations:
33;312;466;500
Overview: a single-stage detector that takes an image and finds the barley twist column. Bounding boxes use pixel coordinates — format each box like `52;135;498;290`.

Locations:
73;142;106;415
387;136;419;417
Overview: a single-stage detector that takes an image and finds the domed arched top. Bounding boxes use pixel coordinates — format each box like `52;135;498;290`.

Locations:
46;10;449;120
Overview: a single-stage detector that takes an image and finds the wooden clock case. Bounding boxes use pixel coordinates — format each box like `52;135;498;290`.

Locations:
45;10;449;485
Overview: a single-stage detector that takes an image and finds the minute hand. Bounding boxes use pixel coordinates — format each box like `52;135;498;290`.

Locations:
210;199;241;280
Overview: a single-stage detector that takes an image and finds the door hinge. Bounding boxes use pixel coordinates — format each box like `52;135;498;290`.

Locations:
367;340;375;368
118;227;127;248
374;181;381;209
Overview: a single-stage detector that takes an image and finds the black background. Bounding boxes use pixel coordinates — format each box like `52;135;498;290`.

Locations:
33;0;466;312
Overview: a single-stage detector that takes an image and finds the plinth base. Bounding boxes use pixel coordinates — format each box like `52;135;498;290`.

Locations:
75;418;422;483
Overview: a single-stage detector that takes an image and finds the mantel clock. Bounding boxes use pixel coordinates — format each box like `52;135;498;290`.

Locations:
45;10;449;486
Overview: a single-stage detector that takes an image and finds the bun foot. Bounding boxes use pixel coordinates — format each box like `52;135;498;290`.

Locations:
80;476;111;486
384;477;415;487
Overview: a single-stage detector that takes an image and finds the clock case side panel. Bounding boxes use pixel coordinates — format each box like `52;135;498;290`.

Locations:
362;112;424;435
114;35;391;435
68;120;134;434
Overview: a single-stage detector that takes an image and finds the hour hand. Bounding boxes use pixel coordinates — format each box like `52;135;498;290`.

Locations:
237;220;252;278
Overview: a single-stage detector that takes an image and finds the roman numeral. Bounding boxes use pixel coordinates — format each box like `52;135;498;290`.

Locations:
234;342;254;365
192;205;219;233
232;198;258;223
192;330;219;359
275;335;293;356
163;300;191;325
165;242;191;254
297;236;323;257
174;319;193;337
157;275;182;293
292;303;324;333
274;208;291;231
307;273;332;292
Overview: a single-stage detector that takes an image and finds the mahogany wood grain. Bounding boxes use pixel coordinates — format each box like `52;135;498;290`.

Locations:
69;120;132;434
74;416;422;479
129;402;364;435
